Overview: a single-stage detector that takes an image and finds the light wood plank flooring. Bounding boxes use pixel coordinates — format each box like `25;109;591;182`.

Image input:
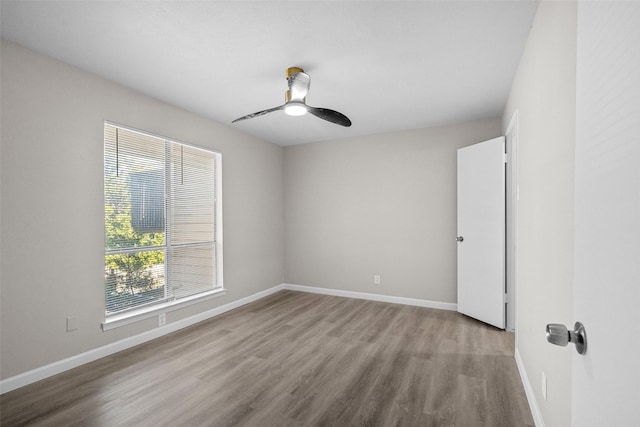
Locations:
0;290;534;426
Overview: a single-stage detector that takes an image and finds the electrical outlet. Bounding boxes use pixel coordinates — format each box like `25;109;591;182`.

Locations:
374;275;381;285
541;371;547;401
158;313;167;326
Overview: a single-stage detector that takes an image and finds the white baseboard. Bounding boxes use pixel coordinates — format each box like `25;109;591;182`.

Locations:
282;283;457;311
1;283;456;394
0;284;285;394
515;347;545;427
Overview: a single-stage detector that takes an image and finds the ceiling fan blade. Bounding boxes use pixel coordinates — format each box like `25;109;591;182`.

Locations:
307;106;352;127
288;71;310;101
232;105;284;123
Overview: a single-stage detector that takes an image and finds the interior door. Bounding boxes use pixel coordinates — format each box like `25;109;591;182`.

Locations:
457;136;505;329
571;2;640;425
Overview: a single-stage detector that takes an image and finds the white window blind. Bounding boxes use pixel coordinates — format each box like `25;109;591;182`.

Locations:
168;142;217;300
104;123;221;317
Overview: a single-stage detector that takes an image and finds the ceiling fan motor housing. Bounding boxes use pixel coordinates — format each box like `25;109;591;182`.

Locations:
286;66;304;78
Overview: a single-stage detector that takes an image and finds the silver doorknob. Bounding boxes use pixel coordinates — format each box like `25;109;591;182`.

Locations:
456;236;464;242
546;322;587;355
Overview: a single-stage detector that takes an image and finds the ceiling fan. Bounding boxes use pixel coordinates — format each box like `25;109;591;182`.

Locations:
232;67;352;127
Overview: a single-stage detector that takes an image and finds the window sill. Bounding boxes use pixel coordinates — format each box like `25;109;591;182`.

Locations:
101;288;226;331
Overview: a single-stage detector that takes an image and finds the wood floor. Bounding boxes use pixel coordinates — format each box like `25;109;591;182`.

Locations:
0;290;534;426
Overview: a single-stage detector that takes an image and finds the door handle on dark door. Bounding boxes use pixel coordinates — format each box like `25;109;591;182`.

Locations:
456;236;464;242
546;322;587;355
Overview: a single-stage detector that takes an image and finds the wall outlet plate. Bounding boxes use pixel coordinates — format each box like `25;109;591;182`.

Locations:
158;313;167;326
374;275;381;285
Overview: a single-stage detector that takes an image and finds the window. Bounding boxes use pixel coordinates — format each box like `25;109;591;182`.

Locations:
103;123;223;324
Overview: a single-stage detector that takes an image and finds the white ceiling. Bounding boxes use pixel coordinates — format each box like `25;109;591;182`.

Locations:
1;1;538;146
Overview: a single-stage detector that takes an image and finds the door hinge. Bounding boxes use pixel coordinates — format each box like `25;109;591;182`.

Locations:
503;153;508;163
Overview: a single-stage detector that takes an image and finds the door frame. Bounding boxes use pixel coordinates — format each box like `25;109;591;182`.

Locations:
505;111;519;334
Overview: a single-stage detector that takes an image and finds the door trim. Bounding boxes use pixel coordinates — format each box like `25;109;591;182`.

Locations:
505;110;519;334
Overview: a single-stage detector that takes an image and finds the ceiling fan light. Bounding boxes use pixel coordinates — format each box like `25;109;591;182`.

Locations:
284;102;308;116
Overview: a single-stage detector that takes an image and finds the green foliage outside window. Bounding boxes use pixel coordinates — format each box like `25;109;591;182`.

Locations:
104;169;166;314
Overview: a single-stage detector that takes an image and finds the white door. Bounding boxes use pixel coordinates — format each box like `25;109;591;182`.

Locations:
457;137;505;329
571;2;640;425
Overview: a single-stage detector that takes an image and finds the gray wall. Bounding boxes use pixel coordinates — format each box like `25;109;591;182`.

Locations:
0;40;284;379
502;1;577;426
284;119;501;303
